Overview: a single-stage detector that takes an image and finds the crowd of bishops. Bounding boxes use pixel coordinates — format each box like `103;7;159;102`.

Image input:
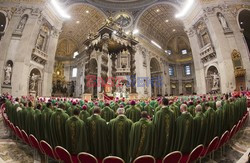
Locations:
1;92;248;163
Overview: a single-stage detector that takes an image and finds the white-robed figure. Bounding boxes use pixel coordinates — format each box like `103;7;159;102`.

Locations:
30;73;40;91
218;13;229;30
122;83;127;98
4;64;12;85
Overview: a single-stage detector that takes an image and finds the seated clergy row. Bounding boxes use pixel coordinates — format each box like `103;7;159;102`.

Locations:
4;95;247;163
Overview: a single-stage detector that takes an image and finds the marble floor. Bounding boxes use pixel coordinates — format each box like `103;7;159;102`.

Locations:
0;111;249;163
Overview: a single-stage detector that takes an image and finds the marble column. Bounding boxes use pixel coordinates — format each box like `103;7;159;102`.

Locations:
186;27;207;95
42;27;61;96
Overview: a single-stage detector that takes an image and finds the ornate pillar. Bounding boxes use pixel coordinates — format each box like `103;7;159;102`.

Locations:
84;51;91;94
110;54;117;93
129;46;137;93
100;43;109;93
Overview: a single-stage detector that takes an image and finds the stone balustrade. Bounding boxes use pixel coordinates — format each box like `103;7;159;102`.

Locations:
31;48;48;65
200;43;216;64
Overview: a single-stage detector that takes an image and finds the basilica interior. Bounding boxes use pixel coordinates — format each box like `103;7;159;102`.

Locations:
0;0;250;162
0;0;249;99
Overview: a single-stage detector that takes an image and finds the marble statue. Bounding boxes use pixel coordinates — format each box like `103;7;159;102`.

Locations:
218;13;229;30
17;16;28;31
30;73;39;91
211;72;220;90
4;64;12;85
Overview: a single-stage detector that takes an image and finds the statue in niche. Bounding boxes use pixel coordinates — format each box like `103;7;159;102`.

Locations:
17;16;28;31
30;73;40;91
211;72;220;90
4;64;12;85
217;13;229;30
36;34;45;51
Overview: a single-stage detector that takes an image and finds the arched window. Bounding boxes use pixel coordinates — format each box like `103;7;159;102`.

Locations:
0;12;6;40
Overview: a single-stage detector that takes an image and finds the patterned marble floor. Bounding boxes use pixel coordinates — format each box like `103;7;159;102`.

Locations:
0;111;249;163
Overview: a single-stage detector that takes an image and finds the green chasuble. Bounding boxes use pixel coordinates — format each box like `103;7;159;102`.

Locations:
125;106;141;122
143;105;154;117
24;107;35;135
234;99;241;122
16;107;24;129
109;115;133;163
101;106;116;122
229;102;236;128
222;100;230;131
111;103;119;113
129;118;154;161
204;108;217;146
79;110;90;123
153;106;175;159
216;107;225;137
32;109;42;140
50;108;69;148
169;104;181;120
12;103;19;126
192;112;207;149
174;112;193;154
40;107;54;143
86;114;109;159
65;116;89;154
155;105;162;114
188;105;195;117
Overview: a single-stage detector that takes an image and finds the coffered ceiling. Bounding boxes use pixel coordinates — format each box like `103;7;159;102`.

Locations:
137;3;186;50
56;4;106;56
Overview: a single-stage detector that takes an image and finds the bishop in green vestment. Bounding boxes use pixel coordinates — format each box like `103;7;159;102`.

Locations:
129;111;154;161
50;108;69;148
24;101;35;135
65;109;89;154
32;104;42;140
153;98;175;159
125;101;141;122
215;101;225;137
204;103;217;146
79;105;90;123
192;105;207;148
174;104;193;154
86;107;110;159
109;107;133;163
40;102;54;143
101;103;116;122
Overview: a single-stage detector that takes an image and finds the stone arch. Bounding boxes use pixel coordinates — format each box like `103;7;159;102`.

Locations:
29;68;42;96
237;9;250;53
0;10;8;33
150;57;162;97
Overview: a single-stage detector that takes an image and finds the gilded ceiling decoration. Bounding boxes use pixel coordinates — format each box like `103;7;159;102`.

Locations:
86;0;156;9
58;4;106;48
56;38;77;57
137;4;185;49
